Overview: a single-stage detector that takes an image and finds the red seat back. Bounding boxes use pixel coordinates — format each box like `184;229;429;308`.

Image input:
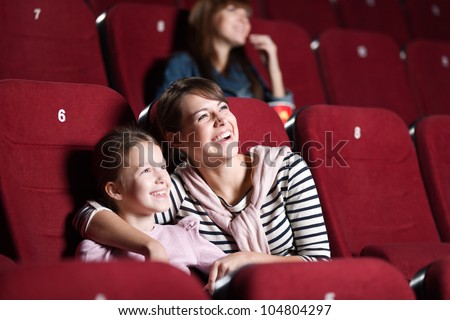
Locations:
263;0;339;39
292;104;439;257
99;3;187;116
218;258;415;299
0;260;209;299
0;0;108;85
337;0;411;47
414;115;450;242
0;79;135;263
405;40;450;117
405;0;450;42
247;18;327;109
318;28;422;125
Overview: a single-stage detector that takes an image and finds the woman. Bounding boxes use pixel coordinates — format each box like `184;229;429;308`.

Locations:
154;0;293;105
73;77;329;286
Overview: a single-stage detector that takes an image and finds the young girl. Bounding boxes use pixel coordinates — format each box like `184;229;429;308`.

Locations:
76;126;225;289
73;77;330;289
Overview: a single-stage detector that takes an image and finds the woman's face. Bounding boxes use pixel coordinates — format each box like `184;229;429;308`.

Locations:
212;4;251;47
175;94;240;167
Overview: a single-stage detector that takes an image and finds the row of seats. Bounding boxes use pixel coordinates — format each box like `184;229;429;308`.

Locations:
0;79;448;299
84;0;450;44
1;1;448;126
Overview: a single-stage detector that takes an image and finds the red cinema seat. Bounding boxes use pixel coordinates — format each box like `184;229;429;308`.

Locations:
0;79;135;264
247;18;327;110
411;257;450;300
414;115;450;242
97;2;188;116
0;0;108;85
405;40;450;117
288;104;450;280
215;258;415;300
317;28;422;126
0;260;209;299
178;0;263;17
405;0;450;42
263;0;340;39
336;0;411;47
85;0;177;17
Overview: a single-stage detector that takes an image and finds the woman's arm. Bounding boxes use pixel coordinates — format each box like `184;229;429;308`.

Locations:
85;209;168;261
248;34;286;99
72;202;168;261
285;153;331;261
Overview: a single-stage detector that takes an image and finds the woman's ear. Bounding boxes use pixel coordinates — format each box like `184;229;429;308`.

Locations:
105;181;123;201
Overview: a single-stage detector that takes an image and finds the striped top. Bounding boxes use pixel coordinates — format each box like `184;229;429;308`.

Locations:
73;150;330;261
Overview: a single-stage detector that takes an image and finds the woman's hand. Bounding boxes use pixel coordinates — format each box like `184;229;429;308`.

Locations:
143;239;169;262
205;251;303;294
248;34;286;98
248;34;278;67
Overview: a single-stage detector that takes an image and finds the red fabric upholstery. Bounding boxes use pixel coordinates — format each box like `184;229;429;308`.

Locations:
414;115;450;242
290;105;450;279
337;0;411;47
219;258;415;300
421;257;450;299
247;18;327;109
0;260;209;299
318;28;422;126
99;3;187;116
405;0;450;42
0;0;108;85
405;40;450;117
179;0;263;17
228;97;292;153
85;0;177;17
263;0;339;39
361;243;450;280
0;79;135;264
0;254;16;272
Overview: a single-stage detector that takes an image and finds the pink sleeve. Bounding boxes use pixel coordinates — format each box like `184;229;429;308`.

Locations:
179;217;226;274
76;239;113;262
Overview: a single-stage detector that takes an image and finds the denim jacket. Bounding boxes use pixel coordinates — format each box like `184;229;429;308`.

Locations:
154;52;294;104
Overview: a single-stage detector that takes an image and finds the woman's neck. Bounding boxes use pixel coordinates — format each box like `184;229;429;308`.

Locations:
197;153;252;205
212;40;231;73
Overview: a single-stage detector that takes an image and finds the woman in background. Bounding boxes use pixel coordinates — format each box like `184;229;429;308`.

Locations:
155;0;293;105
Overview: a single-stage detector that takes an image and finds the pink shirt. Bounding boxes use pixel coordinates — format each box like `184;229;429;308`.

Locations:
77;216;225;274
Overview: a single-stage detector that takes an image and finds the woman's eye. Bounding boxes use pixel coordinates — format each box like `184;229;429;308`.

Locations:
142;168;151;174
197;113;209;121
219;104;229;111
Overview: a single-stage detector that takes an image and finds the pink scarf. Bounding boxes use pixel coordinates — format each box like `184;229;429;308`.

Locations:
175;146;290;254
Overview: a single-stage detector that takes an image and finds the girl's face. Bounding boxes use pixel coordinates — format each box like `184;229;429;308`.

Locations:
175;94;239;167
118;142;171;215
212;4;251;47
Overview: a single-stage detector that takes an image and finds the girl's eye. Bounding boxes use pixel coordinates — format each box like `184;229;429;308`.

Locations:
161;165;168;170
142;168;151;174
219;104;229;111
